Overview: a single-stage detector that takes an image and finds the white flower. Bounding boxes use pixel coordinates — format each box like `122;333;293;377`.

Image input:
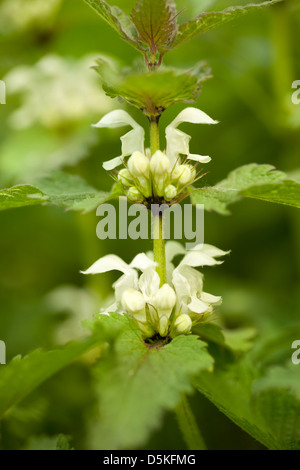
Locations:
94;107;218;171
81;253;156;305
168;242;228;315
5;55;112;130
165;107;218;166
93;110;145;171
82;242;228;337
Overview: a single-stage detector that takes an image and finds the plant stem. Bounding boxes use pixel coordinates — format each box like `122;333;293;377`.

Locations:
153;212;167;286
149;117;160;155
149;116;167;286
175;395;207;451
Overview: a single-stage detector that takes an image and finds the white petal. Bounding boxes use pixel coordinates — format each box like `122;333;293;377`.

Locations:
180;251;223;268
113;271;138;302
187;154;211;164
139;267;160;298
173;265;203;299
188;297;209;314
121;128;145;157
191;244;230;258
93;109;140;130
169;107;218;128
129;253;157;272
102;155;124;171
201;292;222;304
172;267;192;300
165;107;218;165
81;254;130;275
165;241;186;263
94;110;145;165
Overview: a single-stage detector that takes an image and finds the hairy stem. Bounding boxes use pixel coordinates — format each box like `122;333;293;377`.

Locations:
175;395;207;451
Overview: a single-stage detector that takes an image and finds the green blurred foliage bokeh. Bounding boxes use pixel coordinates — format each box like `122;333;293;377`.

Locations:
0;0;299;450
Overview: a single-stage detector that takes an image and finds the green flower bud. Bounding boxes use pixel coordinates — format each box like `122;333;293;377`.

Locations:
172;164;195;186
173;314;192;335
127;187;143;203
164;184;177;201
118;169;133;187
158;316;169;337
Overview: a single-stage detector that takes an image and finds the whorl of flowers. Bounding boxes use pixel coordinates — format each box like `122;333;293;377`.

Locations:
82;242;228;341
93;107;218;207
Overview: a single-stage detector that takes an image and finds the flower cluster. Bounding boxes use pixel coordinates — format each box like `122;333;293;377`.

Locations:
94;107;218;206
5;55;112;130
82;242;228;340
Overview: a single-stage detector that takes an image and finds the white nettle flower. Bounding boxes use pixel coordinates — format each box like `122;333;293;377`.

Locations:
93;107;218;171
165;107;218;166
82;242;228;337
169;242;228;315
93;110;145;171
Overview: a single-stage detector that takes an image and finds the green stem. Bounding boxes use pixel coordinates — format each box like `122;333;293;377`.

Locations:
175;395;207;451
149;118;160;155
150;117;167;286
153;212;167;286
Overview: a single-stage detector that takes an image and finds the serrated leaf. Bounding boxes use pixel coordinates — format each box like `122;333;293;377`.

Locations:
0;172;122;213
94;57;211;117
83;0;143;51
0;332;111;419
195;359;279;449
191;164;299;214
172;1;283;48
88;314;214;449
131;0;178;55
252;367;300;450
0;185;44;211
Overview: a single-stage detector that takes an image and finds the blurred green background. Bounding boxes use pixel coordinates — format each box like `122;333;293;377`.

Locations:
0;0;299;450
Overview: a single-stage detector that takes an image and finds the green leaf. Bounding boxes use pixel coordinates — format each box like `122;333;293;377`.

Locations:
88;314;214;449
193;323;256;353
241;179;300;207
83;0;143;51
0;333;110;419
0;171;122;213
172;1;283;48
94;57;211;118
131;0;178;55
252;367;300;450
195;359;279;449
191;164;299;214
0;185;44;211
223;327;257;353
